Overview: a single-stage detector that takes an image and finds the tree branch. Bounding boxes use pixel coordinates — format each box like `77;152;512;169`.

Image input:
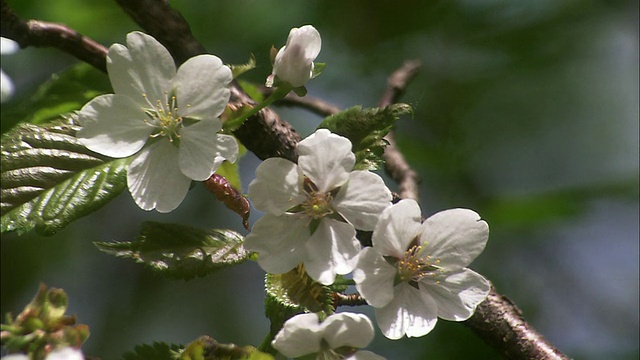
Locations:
465;287;570;360
1;0;108;72
3;1;569;357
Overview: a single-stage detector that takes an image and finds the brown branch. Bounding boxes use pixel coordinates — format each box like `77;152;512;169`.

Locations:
378;60;422;201
465;287;570;360
1;0;108;72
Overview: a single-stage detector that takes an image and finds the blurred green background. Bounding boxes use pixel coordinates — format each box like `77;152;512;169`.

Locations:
1;0;638;359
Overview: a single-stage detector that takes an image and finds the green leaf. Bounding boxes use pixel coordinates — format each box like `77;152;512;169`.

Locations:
317;103;413;170
261;266;333;355
229;54;257;79
122;341;183;360
1;63;110;133
180;336;274;360
266;265;334;315
1;120;128;236
95;222;249;280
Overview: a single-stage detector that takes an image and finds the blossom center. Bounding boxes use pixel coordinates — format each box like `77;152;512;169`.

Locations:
394;244;442;285
300;177;334;219
143;92;190;145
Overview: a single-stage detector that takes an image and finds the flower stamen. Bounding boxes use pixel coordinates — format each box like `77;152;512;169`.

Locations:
395;244;442;285
300;177;334;219
142;92;188;145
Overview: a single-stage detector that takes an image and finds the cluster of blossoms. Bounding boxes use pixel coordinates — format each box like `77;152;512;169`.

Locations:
76;27;490;358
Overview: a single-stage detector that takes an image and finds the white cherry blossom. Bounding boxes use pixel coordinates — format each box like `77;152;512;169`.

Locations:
353;199;490;339
77;31;237;212
270;25;321;87
244;129;391;285
1;37;19;102
272;312;385;360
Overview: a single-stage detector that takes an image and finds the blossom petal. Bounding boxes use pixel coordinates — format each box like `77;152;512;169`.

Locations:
174;54;232;118
322;312;375;349
107;32;175;104
290;25;321;62
375;283;438;339
178;118;233;181
273;25;321;87
422;268;490;321
304;218;359;285
209;133;239;170
248;158;304;215
243;213;310;274
127;140;192;213
333;170;391;230
371;199;422;258
1;69;14;102
77;94;154;158
353;247;397;308
46;347;85;360
272;313;323;357
297;129;355;192
419;208;489;269
348;350;387;360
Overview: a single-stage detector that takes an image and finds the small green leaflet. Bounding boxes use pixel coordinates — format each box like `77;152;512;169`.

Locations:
229;54;257;79
181;336;274;360
122;341;183;360
261;266;334;355
317;103;413;170
265;265;334;315
95;222;249;280
1;120;127;236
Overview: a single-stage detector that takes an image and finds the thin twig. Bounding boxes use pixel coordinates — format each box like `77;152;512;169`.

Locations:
1;0;108;72
262;87;341;117
377;60;422;201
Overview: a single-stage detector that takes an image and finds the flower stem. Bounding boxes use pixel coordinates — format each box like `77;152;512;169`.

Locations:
224;85;292;130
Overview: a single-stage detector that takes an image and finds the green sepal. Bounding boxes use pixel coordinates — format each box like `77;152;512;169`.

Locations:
1;119;128;235
229;54;257;79
292;86;307;97
179;336;274;360
122;341;183;360
317;103;413;170
95;222;249;281
311;62;326;79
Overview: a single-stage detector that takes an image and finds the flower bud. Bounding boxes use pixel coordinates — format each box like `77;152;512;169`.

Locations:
272;25;321;87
